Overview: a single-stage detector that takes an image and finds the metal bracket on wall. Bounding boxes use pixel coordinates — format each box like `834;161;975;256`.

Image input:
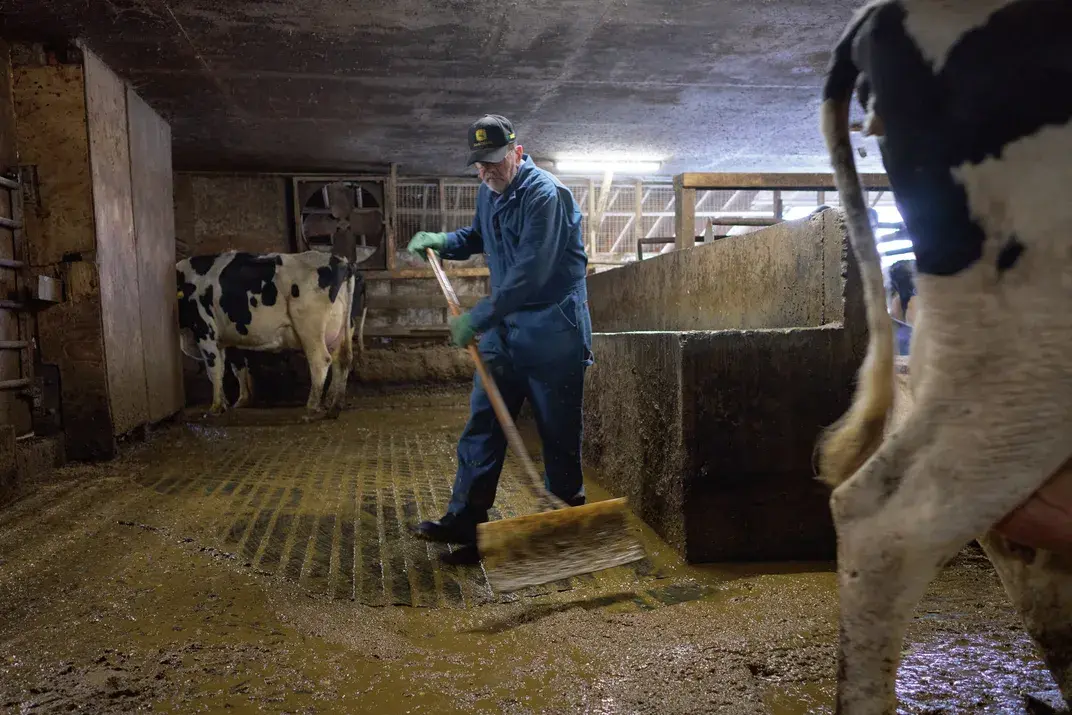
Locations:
32;275;62;304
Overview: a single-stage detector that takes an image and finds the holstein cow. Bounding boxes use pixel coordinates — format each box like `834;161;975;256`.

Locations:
817;1;1072;713
176;249;371;418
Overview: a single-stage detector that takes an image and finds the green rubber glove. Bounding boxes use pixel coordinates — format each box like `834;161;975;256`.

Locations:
449;312;477;347
407;231;448;260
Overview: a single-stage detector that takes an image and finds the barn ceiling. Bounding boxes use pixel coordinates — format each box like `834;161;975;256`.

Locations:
0;0;883;177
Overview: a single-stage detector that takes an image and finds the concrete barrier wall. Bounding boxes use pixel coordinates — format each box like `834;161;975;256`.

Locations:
587;211;851;332
677;327;855;561
581;209;866;562
581;333;687;553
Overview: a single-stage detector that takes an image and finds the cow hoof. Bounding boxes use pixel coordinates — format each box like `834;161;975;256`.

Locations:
300;411;325;424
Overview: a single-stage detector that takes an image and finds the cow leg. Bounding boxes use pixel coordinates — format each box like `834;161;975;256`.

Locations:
324;325;353;418
230;360;253;409
294;321;332;419
832;395;1072;715
979;528;1072;706
200;343;227;415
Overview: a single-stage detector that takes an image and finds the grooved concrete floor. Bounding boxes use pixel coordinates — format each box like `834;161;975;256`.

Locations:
0;385;1062;714
134;389;661;609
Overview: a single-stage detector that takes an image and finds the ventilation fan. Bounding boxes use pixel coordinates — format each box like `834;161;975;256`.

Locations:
297;179;386;268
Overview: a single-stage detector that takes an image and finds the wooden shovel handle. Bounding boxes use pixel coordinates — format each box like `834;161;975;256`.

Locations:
425;248;567;511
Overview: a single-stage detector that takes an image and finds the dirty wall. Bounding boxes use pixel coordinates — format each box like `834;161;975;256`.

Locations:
173;172;476;406
587;213;851;332
12;44;182;461
582;210;867;563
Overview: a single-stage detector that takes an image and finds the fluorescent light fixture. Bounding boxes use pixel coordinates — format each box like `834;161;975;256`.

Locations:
553;155;663;175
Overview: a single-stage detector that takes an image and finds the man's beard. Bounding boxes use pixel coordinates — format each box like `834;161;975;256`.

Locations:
484;164;516;194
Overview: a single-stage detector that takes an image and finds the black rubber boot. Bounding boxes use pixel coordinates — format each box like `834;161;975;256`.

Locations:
440;543;482;566
412;511;485;545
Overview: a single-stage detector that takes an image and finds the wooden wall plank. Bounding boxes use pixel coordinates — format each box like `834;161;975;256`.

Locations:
127;88;182;423
678;172;890;189
14;59;114;459
13;64;96;266
84;49;148;436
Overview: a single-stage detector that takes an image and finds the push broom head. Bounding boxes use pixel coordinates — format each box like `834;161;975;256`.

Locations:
476;497;646;593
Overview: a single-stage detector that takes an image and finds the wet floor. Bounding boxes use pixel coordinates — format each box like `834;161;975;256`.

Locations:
0;385;1063;713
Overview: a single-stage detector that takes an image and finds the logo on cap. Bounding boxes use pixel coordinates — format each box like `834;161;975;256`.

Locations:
466;114;517;166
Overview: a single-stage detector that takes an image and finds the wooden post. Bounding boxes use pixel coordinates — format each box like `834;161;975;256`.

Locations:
586;178;596;256
773;189;783;221
673;173;696;250
290;177;304;252
438;178;447;233
385;162;398;271
591;170;614;257
634;178;643;250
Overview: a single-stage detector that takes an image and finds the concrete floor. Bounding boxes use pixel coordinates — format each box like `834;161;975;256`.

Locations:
0;386;1063;713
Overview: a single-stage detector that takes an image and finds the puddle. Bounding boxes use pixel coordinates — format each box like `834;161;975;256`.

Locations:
897;632;1058;714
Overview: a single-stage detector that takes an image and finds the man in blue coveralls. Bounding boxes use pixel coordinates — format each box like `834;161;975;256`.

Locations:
406;114;594;549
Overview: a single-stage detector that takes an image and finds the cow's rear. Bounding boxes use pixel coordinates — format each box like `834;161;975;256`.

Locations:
276;252;361;416
817;1;1072;712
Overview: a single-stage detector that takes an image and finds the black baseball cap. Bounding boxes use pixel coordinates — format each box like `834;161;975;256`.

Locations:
466;114;517;166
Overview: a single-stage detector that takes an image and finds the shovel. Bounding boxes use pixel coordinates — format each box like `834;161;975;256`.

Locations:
426;248;646;593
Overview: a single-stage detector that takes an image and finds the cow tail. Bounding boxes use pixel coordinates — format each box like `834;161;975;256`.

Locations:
357;304;367;361
814;5;895;490
356;277;367;360
347;268;367;361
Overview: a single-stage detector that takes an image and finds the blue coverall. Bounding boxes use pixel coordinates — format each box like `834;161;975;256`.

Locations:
439;155;594;524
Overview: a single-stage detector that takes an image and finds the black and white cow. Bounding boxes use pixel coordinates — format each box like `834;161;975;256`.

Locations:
817;1;1072;712
176;249;371;417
